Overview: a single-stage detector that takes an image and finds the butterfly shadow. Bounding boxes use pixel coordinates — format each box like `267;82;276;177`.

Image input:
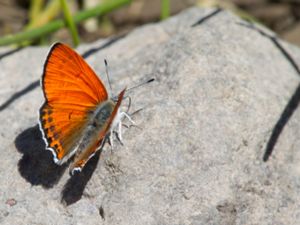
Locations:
15;124;67;188
15;124;102;204
61;150;102;206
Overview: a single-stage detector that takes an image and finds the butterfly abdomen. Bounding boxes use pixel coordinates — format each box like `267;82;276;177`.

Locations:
69;100;116;173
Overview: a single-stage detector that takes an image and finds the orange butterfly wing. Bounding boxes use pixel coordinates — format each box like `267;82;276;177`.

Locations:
39;43;108;164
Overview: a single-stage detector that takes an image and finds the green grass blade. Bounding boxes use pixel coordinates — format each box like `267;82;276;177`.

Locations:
29;0;44;21
26;0;60;30
160;0;170;20
0;0;132;46
60;0;80;46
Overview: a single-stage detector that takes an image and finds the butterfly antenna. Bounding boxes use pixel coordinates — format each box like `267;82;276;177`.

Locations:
126;78;155;93
104;59;113;92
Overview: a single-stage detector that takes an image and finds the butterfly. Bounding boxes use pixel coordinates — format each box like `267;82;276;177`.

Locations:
39;42;135;175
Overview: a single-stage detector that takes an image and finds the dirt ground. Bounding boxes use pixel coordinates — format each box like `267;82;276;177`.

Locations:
0;0;299;46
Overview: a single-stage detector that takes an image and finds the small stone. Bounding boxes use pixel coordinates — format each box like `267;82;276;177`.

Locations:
5;198;17;207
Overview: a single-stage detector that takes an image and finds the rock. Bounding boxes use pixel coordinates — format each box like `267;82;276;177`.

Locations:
1;7;300;225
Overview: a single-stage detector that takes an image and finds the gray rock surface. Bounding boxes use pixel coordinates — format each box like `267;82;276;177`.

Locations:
1;7;300;225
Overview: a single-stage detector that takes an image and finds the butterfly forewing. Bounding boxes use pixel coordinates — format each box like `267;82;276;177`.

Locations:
40;43;108;163
42;43;108;106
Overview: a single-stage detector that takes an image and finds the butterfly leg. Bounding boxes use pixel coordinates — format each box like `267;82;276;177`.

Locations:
110;111;137;147
130;108;143;116
113;112;131;146
109;130;114;150
120;112;135;125
116;120;124;145
124;96;132;114
119;112;142;131
112;120;124;146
